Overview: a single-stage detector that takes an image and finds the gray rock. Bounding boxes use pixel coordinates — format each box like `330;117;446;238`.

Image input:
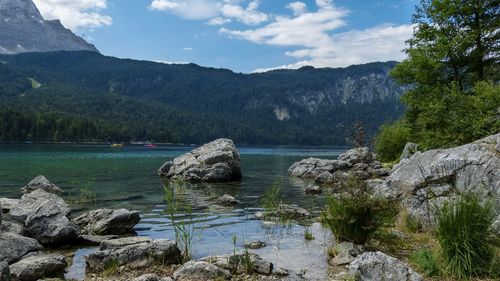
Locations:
173;261;231;280
338;147;374;165
349;251;422;281
401;142;419;160
371;133;500;231
9;254;67;281
216;194;238;206
1;220;24;235
274;267;289;276
314;171;335;184
131;274;172;281
20;176;63;195
329;242;365;266
9;190;78;245
86;237;181;272
288;158;351;179
244;241;266;249
0;0;98;54
304;185;322;194
255;204;311;220
0;198;19;213
73;208;140;235
199;252;273;276
0;233;43;264
77;234;118;246
0;261;9;281
158;139;241;182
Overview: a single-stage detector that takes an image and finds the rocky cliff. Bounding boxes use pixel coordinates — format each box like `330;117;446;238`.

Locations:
0;0;98;54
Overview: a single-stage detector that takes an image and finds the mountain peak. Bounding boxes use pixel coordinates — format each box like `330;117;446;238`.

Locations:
0;0;98;54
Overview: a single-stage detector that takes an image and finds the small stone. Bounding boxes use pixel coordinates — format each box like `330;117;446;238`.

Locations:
244;241;266;249
304;185;322;194
274;267;289;276
216;194;238;206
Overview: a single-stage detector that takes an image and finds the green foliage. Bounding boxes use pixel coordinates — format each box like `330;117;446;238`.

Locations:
321;191;395;245
260;181;283;213
374;119;412;162
102;259;119;276
378;0;500;153
436;194;495;279
410;249;441;277
304;228;315;241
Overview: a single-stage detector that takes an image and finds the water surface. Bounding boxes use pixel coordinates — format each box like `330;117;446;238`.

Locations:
0;143;348;280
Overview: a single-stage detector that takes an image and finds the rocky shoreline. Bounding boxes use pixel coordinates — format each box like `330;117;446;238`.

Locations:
1;133;499;280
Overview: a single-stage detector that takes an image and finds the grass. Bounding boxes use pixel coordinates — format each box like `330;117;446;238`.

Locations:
102;259;119;276
67;178;97;204
435;194;495;279
304;228;315;241
164;182;200;263
409;249;442;277
259;180;296;224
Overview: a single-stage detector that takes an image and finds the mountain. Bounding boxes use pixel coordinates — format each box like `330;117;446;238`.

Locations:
0;51;406;145
0;0;98;54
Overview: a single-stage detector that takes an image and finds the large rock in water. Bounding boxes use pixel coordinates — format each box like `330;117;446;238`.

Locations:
372;133;500;231
349;251;422;281
86;237;181;272
9;189;78;245
0;233;43;264
158;138;242;182
20;175;63;195
73;208;140;235
9;254;67;281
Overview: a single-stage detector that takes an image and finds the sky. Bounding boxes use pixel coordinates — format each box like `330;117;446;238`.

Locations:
32;0;418;73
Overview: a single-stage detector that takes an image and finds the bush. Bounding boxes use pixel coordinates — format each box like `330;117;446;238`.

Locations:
374;119;412;162
320;191;395;245
436;194;495;279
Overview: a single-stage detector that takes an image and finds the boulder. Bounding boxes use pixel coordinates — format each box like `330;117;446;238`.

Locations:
9;190;78;245
338;147;374;165
400;142;419;160
173;261;231;280
371;133;500;231
348;251;422;281
254;204;311;220
288;158;351;179
0;198;19;213
20;176;63;195
1;220;24;235
199;252;273;275
329;242;365;266
158;138;241;182
0;233;43;264
0;261;10;281
73;208;140;235
216;194;238;207
9;254;67;281
305;185;322;194
86;237;181;272
131;274;172;281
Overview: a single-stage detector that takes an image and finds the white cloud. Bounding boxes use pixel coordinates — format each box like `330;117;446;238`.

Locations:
220;1;413;71
149;0;268;25
286;1;307;16
182;47;194;51
33;0;112;30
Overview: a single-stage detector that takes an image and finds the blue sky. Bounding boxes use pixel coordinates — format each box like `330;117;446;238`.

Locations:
33;0;418;73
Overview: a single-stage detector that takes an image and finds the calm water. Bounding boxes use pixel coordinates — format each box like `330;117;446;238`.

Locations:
0;143;348;280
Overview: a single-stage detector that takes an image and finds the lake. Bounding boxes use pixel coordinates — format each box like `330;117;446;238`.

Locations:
0;143;349;280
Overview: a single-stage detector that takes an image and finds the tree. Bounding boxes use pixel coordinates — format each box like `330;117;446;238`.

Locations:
385;0;500;152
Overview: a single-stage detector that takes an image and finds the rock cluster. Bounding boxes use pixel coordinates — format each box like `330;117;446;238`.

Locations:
288;147;389;187
158;138;242;182
371;133;500;231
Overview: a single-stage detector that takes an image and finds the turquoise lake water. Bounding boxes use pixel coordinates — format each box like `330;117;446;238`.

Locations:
0;143;349;280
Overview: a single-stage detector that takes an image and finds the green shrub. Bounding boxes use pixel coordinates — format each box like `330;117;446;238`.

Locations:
410;249;441;277
374;119;412;162
320;192;395;245
436;194;495;279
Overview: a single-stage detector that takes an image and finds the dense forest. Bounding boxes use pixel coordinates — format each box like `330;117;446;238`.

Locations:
0;52;406;145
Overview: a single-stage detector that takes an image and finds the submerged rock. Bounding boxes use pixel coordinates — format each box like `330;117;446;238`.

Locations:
86;237;181;272
304;185;322;194
158;138;242;182
9;189;78;245
216;194;239;207
371;133;500;231
173;261;232;280
9;254;67;281
0;233;43;264
349;251;422;281
254;204;311;220
20;176;64;195
244;240;266;250
73;208;140;235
